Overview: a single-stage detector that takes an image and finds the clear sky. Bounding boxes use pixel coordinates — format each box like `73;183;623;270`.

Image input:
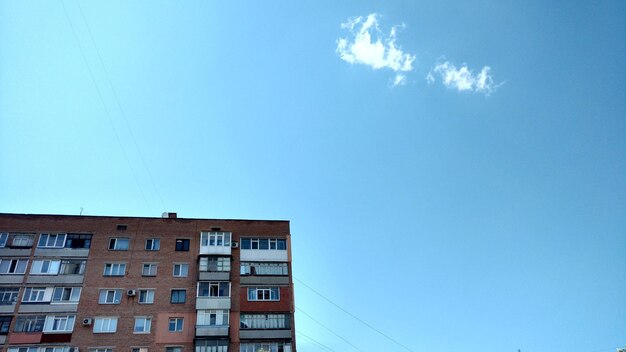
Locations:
1;1;625;351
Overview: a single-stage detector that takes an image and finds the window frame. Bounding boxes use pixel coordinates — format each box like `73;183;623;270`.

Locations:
133;316;152;334
0;258;29;275
145;238;160;251
0;287;19;305
98;289;122;304
43;314;75;333
247;287;280;301
0;316;12;334
175;239;190;251
199;257;231;272
108;237;130;251
37;234;67;248
103;263;126;277
138;289;155;304
168;317;184;332
172;263;189;277
51;287;81;304
170;289;186;304
22;287;52;303
14;315;46;333
197;282;231;297
141;263;158;277
0;233;7;247
93;316;118;333
30;259;61;275
240;237;287;251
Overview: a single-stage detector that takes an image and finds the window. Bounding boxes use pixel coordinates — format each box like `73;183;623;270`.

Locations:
108;238;129;250
170;289;186;304
8;348;39;352
14;315;45;332
195;340;228;352
0;233;8;247
37;234;66;248
138;289;155;304
133;317;151;333
132;348;148;352
165;347;182;352
99;289;122;304
22;287;51;303
103;263;126;276
64;233;92;249
90;349;113;352
240;314;289;329
168;318;183;332
175;239;189;251
43;315;75;332
173;263;188;277
52;287;81;303
0;287;19;304
142;263;157;277
240;262;288;276
197;310;229;326
59;259;86;275
0;258;28;274
240;238;286;250
240;343;291;352
30;260;61;275
0;316;12;334
197;282;230;297
200;232;231;247
247;287;279;301
145;238;160;251
93;317;117;333
11;234;34;247
199;257;230;272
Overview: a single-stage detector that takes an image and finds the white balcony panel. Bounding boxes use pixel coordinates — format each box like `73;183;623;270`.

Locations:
27;275;83;284
199;246;231;256
199;272;230;281
240;250;288;262
0;275;24;284
196;297;231;310
0;305;15;313
0;248;31;257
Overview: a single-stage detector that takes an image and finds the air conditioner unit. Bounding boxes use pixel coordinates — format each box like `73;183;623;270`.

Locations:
127;289;137;296
82;318;92;326
231;241;239;248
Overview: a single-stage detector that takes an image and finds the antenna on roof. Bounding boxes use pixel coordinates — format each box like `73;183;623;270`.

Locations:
80;207;84;216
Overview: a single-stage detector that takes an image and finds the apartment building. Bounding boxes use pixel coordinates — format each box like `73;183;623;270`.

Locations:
0;213;296;352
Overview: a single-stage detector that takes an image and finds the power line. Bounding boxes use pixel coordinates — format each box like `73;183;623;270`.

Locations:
296;306;364;352
75;0;165;210
59;0;151;211
294;277;415;352
297;330;336;352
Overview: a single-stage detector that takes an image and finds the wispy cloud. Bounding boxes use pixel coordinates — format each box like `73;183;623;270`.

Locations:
336;14;415;86
427;61;502;95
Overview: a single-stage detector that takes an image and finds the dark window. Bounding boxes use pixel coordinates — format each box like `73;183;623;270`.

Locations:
14;315;45;332
170;290;186;304
116;225;127;231
0;316;11;334
241;238;251;249
65;234;92;249
175;239;189;251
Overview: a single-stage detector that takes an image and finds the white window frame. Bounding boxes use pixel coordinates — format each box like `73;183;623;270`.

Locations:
37;234;67;248
247;287;280;301
200;231;231;247
197;309;229;327
197;282;231;297
43;315;75;333
98;289;122;304
22;287;53;303
133;316;152;334
168;317;184;332
108;238;129;251
89;349;113;352
51;287;81;303
59;259;86;275
240;343;292;352
11;234;35;247
30;259;61;275
173;263;188;277
199;257;230;272
93;316;118;333
0;258;29;274
131;348;148;352
141;263;157;277
145;238;160;251
138;289;155;304
103;263;126;276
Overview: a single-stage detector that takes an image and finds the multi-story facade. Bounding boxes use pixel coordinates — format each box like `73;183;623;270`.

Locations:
0;213;296;352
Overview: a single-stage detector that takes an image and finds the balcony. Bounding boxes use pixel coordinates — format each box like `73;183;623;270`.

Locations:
199;272;229;281
34;248;89;258
18;303;78;313
196;297;230;310
0;248;31;257
26;275;83;285
239;329;292;339
240;250;288;262
240;276;289;285
0;304;15;314
195;325;229;337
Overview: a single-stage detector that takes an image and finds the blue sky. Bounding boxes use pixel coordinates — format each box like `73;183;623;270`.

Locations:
1;1;625;351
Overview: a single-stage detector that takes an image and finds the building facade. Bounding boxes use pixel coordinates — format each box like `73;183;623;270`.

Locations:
0;213;296;352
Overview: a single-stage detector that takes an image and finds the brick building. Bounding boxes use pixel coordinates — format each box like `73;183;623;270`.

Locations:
0;213;296;352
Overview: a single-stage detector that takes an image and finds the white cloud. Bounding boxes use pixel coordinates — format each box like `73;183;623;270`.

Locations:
428;61;502;95
337;14;415;85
